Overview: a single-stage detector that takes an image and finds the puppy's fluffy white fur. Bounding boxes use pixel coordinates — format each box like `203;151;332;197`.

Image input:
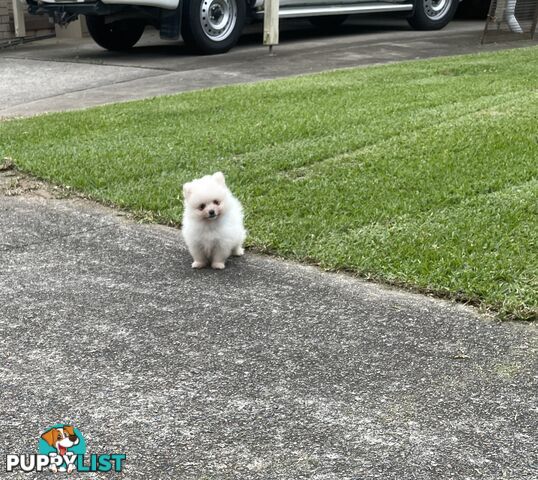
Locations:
182;172;246;270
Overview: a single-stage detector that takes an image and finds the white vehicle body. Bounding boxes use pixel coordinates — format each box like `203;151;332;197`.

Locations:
39;0;415;15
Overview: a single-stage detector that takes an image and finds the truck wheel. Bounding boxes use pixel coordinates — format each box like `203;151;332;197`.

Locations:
86;16;146;51
407;0;458;30
308;15;348;29
182;0;245;54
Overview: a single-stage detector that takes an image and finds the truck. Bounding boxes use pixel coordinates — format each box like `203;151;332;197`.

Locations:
26;0;459;54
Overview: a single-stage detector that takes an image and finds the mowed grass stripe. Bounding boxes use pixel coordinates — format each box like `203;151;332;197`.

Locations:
311;180;538;320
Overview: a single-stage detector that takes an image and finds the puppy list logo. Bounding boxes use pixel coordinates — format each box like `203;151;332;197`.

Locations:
5;424;126;473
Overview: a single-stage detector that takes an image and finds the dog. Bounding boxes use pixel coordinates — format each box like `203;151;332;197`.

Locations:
182;171;246;269
40;425;79;473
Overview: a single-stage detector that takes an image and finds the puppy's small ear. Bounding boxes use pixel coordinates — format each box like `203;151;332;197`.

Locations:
213;172;226;185
183;182;192;199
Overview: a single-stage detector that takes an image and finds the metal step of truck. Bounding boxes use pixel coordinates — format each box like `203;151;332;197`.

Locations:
256;3;414;18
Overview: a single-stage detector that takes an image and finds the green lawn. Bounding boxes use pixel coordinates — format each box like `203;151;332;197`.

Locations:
1;47;537;320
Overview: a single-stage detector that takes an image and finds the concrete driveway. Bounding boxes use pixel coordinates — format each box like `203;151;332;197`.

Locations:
1;18;536;118
1;171;537;479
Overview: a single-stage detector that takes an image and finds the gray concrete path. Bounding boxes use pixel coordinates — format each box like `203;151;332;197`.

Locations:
1;172;537;479
1;19;536;118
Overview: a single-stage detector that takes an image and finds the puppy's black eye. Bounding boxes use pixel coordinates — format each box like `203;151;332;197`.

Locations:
214;200;220;206
199;204;205;210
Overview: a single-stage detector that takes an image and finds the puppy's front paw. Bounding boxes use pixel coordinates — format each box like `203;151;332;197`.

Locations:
211;262;225;270
232;246;244;256
192;261;207;269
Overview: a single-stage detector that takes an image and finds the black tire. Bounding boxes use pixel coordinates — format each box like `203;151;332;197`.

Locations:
182;0;246;54
308;15;348;30
86;16;146;51
407;0;459;30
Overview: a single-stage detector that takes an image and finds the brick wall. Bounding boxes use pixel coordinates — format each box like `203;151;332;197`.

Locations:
0;0;10;40
0;0;54;42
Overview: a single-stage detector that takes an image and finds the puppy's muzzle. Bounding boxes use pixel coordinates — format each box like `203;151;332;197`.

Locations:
207;210;218;219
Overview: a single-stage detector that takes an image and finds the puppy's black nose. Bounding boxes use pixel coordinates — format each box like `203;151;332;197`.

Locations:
208;210;215;216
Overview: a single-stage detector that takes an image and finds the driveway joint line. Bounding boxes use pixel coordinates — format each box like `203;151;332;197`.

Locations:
0;70;174;113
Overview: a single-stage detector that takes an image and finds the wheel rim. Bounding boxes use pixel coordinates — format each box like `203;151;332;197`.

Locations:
423;0;451;20
200;0;237;41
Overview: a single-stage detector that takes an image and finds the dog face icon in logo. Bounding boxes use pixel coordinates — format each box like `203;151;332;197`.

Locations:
39;425;85;473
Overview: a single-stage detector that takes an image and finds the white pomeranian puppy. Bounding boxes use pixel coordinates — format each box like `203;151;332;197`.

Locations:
182;172;246;270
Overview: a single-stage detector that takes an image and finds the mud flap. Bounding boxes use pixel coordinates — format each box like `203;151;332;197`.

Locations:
160;1;182;39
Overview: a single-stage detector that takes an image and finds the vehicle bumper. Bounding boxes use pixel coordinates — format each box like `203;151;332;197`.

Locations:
28;0;178;14
27;0;119;16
